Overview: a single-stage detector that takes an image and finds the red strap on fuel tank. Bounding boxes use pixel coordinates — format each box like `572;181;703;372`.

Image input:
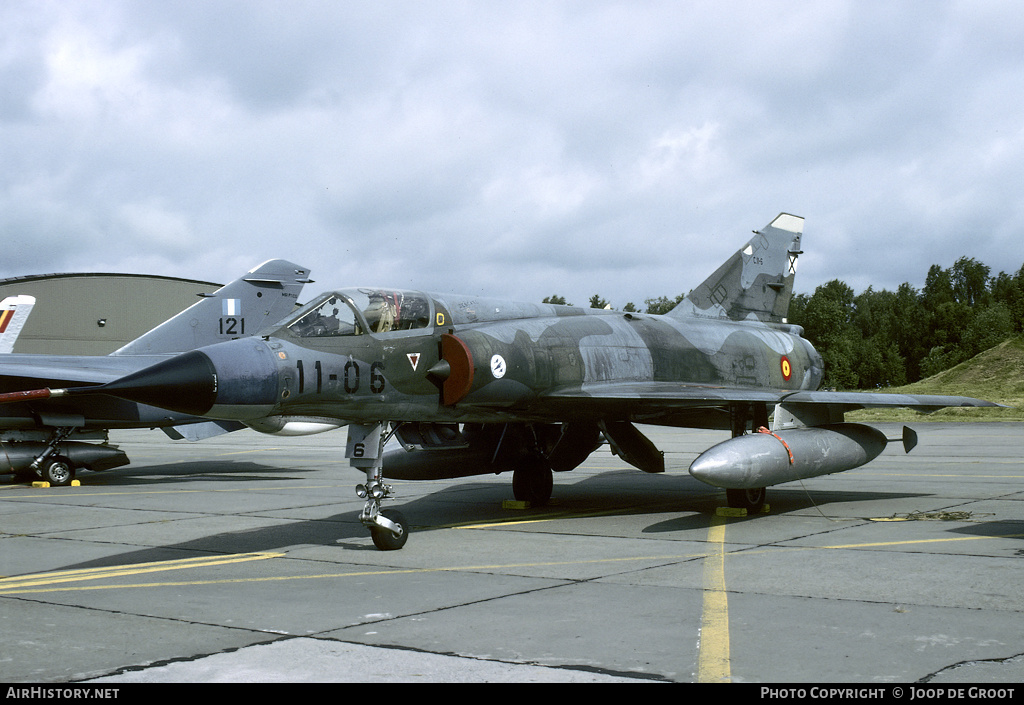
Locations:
757;426;795;465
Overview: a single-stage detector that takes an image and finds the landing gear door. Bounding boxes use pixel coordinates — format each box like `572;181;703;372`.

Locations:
346;423;384;463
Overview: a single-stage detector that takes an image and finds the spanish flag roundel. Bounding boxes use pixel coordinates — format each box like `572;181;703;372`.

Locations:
781;356;792;381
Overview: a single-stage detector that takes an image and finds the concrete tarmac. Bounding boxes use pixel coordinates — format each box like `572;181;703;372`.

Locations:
1;422;1022;683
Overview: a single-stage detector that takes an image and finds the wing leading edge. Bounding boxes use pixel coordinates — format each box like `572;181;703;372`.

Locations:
540;381;1001;421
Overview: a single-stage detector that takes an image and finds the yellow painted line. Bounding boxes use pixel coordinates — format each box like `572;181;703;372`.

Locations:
823;533;1024;550
0;484;346;498
449;498;703;531
455;518;558;529
697;514;731;683
3;500;1020;595
0;552;283;591
3;527;1021;597
0;553;709;595
453;506;651;530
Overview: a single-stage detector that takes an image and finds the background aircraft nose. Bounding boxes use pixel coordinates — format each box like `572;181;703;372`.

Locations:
100;339;280;419
100;349;218;416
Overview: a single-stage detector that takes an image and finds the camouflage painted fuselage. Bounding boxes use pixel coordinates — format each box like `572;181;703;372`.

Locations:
249;289;824;429
61;212;819;436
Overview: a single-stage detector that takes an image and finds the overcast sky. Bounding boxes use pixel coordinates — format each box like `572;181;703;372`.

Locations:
3;1;1022;309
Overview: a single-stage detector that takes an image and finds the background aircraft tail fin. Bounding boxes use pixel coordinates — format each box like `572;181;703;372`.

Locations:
112;260;311;355
0;295;36;354
669;213;803;323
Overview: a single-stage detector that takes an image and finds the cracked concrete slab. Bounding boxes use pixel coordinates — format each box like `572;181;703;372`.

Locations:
89;637;659;683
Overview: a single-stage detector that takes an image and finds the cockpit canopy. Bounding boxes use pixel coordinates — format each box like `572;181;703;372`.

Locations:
286;289;433;338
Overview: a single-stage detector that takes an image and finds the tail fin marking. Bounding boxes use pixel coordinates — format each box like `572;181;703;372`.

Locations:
670;213;803;323
112;260;311;356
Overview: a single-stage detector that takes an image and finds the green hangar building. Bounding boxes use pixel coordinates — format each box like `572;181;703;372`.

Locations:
0;272;222;356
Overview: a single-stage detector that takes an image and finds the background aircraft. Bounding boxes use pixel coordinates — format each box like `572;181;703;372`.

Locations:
0;295;36;354
0;215;998;548
0;260;311;485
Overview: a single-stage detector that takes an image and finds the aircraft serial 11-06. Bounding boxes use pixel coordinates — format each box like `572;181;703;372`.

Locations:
0;214;999;549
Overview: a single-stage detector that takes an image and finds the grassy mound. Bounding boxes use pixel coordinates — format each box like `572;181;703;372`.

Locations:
847;336;1024;422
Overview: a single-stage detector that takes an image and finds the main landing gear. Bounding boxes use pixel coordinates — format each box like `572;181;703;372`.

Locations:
348;422;409;550
31;427;77;487
725;487;766;514
725;403;768;514
4;428;129;487
511;455;553;506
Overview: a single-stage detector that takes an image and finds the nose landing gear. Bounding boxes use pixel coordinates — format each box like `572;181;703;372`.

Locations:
348;422;409;550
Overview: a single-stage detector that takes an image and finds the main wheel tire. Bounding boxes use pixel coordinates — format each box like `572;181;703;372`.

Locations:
726;487;766;513
512;459;553;506
42;457;75;487
371;510;409;551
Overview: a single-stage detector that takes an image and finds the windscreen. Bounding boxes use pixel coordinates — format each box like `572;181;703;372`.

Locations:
286;294;362;337
286;289;432;338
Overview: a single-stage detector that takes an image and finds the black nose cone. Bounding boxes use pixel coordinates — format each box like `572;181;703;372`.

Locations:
100;350;218;417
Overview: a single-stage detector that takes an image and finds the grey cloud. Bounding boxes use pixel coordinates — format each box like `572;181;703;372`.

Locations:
1;0;1022;309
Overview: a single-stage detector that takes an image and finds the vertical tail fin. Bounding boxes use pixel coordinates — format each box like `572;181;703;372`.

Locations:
112;260;312;355
0;295;36;354
669;213;803;323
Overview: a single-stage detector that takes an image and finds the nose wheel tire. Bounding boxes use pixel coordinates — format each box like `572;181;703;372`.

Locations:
370;510;409;551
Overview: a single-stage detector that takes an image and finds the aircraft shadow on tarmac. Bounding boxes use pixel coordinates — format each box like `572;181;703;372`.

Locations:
1;460;313;487
50;470;706;570
947;520;1024;545
640;487;933;533
43;465;937;574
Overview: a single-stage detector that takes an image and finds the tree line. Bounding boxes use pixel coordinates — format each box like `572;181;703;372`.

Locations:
544;256;1024;390
542;293;685;313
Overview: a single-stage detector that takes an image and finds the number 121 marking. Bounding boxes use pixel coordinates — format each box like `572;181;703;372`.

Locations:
219;317;245;335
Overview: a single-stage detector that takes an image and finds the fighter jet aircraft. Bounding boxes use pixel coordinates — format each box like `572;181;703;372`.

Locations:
0;215;999;548
0;260;311;485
